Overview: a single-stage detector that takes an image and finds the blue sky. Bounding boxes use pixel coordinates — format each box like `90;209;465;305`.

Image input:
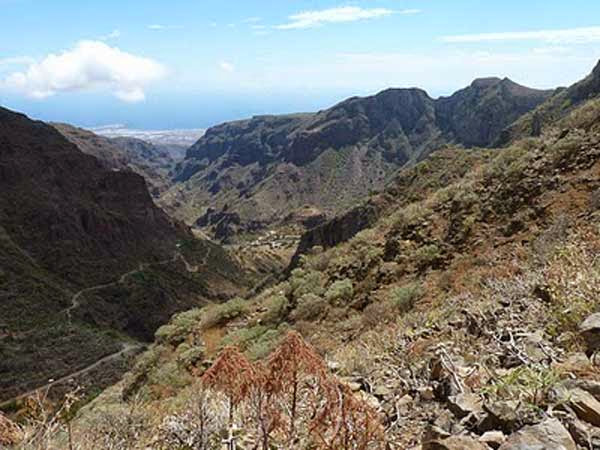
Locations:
1;0;600;129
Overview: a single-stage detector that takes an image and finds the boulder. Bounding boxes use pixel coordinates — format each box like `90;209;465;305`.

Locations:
448;393;483;419
559;413;600;449
579;313;600;354
571;379;600;402
479;400;524;433
423;435;489;450
479;431;506;449
499;418;576;450
565;388;600;427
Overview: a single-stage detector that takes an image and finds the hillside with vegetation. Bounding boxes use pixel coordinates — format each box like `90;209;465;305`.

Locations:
53;124;183;197
0;108;248;410
161;78;552;242
9;62;598;449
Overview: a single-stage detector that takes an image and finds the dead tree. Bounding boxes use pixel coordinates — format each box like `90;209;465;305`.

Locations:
201;346;257;426
266;331;330;444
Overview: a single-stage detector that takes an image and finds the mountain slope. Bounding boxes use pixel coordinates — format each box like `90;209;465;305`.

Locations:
67;65;600;448
0;107;246;404
53;123;183;197
500;60;600;143
163;78;552;240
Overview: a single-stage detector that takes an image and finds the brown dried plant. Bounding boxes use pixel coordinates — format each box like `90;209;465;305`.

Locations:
245;362;282;450
201;345;257;424
202;331;386;448
310;381;385;450
0;412;23;447
266;331;329;443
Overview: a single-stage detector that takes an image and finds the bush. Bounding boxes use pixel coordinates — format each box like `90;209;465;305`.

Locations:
414;244;442;271
201;297;246;328
325;279;354;305
289;268;326;300
176;344;205;369
291;294;329;321
389;282;422;313
260;294;289;325
155;324;184;346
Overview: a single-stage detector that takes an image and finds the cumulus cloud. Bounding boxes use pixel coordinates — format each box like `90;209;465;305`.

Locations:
219;61;235;73
0;56;35;66
442;26;600;44
276;6;395;30
2;40;166;102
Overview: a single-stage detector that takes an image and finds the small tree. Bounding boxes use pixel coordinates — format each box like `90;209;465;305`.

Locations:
201;346;257;425
266;331;329;444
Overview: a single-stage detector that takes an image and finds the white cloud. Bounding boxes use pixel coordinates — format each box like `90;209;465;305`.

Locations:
2;40;166;102
100;29;121;40
442;26;600;44
0;56;35;66
230;50;595;96
399;9;421;15
242;17;262;23
276;6;394;30
148;24;183;30
219;61;235;73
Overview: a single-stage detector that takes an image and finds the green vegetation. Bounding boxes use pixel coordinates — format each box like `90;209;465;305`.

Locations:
389;282;423;313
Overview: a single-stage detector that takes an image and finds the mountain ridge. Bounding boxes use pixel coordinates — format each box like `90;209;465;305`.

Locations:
163;77;553;241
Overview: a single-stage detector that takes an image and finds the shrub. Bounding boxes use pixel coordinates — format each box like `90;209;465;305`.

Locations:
201;297;246;329
260;294;289;325
176;344;205;370
289;269;326;300
155;324;184;346
414;244;442;271
325;279;354;305
389;282;422;313
155;308;205;345
291;294;328;321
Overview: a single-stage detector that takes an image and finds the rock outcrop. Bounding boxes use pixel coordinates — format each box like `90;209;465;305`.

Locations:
163;78;552;240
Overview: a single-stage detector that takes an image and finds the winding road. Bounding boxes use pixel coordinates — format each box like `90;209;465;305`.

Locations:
1;249;209;410
0;343;143;409
63;252;202;321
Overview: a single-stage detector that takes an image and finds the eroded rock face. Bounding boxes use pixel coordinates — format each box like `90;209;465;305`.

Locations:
498;418;576;450
167;78;552;237
0;107;184;285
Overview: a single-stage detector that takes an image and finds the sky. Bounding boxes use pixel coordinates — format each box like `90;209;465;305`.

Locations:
1;0;600;129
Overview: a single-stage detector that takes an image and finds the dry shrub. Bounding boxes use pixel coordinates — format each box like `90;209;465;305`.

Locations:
0;412;23;447
200;331;387;449
17;386;81;450
156;385;227;449
201;346;257;422
311;382;384;449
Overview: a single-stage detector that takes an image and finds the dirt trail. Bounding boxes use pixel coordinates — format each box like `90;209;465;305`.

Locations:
64;254;181;321
0;343;143;409
2;248;214;409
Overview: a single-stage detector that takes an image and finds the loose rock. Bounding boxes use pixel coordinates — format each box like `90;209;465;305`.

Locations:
498;418;576;450
579;313;600;354
423;435;489;450
479;431;506;449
